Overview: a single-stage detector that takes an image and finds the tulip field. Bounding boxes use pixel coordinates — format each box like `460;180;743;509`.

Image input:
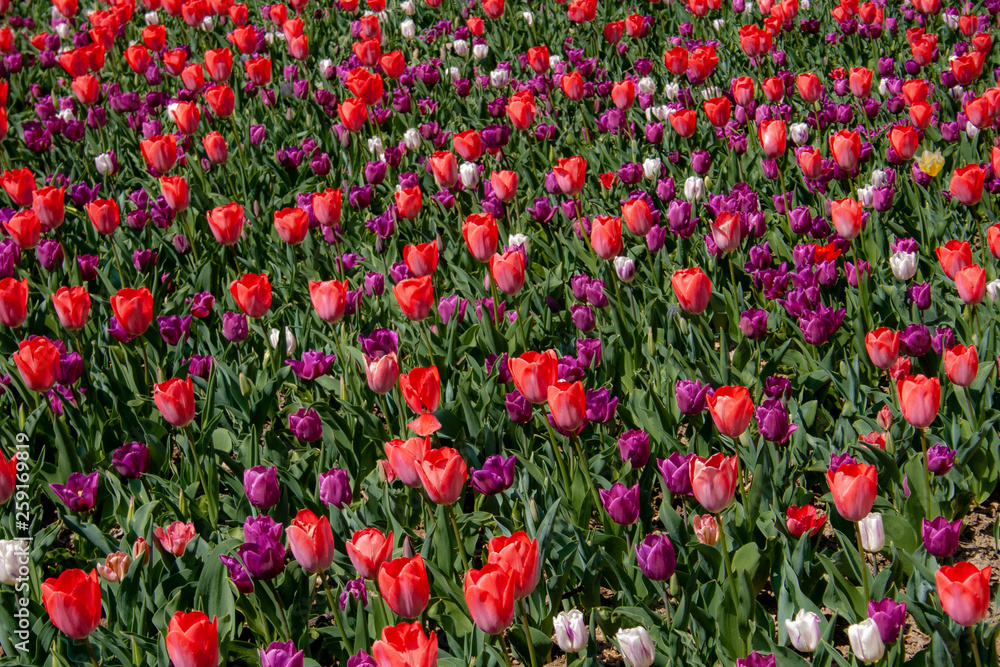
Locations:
4;0;1000;664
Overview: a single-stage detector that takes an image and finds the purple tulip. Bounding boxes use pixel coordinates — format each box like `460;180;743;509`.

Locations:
585;388;618;424
236;539;285;580
186;355;213;379
617;430;650;468
739;309;768;339
755;399;797;444
260;641;305;667
486;354;513;384
36;239;64;271
288;408;323;442
867;598;906;644
50;471;99;512
736;653;776;667
220;554;255;594
922;516;961;558
157;315;192;346
438;295;468;325
829;452;857;474
657;453;694;496
347;651;377;667
286;350;336;381
319;467;352;508
340;577;369;610
222;312;249;343
244;466;280;509
763;377;792;400
470;454;516;495
364;272;386;297
112;442;150;479
188;292;215;318
570;304;596;332
930;327;956;356
57;352;83;385
907;282;932;310
675;379;710;415
505;391;533;424
635;534;676;581
898;323;931;357
599;482;640;525
926;444;956;475
108;317;136;343
358;329;399;358
576;338;602;369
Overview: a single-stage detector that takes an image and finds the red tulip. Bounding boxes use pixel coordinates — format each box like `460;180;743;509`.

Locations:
273;207;309;245
41;569;101;639
464;564;516;634
560;72;584;101
828;129;861;171
761;76;784;102
453;130;482;161
154;377;196;427
244;57;271;86
347;527;394;580
964;97;991;129
166;611;219;667
111;287;153;336
338;97;368;132
671;267;712;314
463;213;499;262
888;125;919;160
365;352;399;395
610;80;635;111
506;90;537;130
52;286;91;331
703;96;731;127
169;101;200;135
786;505;826;538
125;44;151;74
180;64;205;92
286;509;335;573
706;386;753;438
418;447;467;505
689;453;739;513
85;198;120;236
949;164;984;206
346;67;384;106
0;277;27;328
142;24;167;51
936;240;973;280
229;25;258;53
0;448;14;505
552;156;587;196
313;188;343;226
372;622;437;667
140;134;178;173
160;175;189;212
32;186;65;230
865;328;899;369
309;279;348;324
400;365;441;414
663;46;688;75
935;562;992;627
206;203;243;245
731;76;754;106
482;0;504;18
379;50;405;79
230;273;272;318
526;45;549;74
956;264;986;304
1;168;36;206
394;276;434;321
710;212;742;253
490;171;518;203
429;151;459;189
944;344;978;387
508;350;558;404
13;337;60;392
202;131;229;163
795;72;823;102
621;199;653;237
848;67;872;98
487;531;540;600
384;436;430;487
546;381;586;434
829;197;863;240
669;108;697;138
757;119;786;158
353;37;380;66
3;210;40;249
590;216;623;260
204;47;233;82
378;555;430;618
826;461;877;521
687;45;718;83
901;78;929;105
395;187;422;220
490;251;526;296
403;242;439;277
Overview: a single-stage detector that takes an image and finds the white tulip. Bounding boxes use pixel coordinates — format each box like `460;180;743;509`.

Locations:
522;10;534;25
459;162;479;188
452;39;469;57
401;0;415;15
553;610;588;653
56;22;72;39
94;153;116;175
871;169;890;188
664;82;680;100
785;609;821;652
987;279;1000;303
0;541;28;586
490;69;509;88
269;327;296;355
403;128;421;151
889;250;917;281
848;619;885;663
201;16;214;31
616;627;655;667
400;19;415;39
144;10;159;24
859;512;885;552
684;176;705;202
367;136;384;156
643;158;662;181
473;43;489;60
790;122;809;146
966;122;979;139
637;77;655;95
508;233;529;251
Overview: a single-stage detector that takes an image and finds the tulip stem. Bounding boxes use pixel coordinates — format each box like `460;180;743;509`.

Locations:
920;428;934;518
421;324;437;368
446;504;470;572
378;394;395;439
324;576;351;648
518;599;538;667
265;578;293;642
716;512;746;658
83;637;100;667
571;436;605;526
541;416;575;509
182;425;209;501
854;521;871;603
498;632;515;667
970;627;983;667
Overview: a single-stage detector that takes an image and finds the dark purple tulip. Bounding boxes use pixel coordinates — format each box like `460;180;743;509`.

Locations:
526;198;556;224
244;515;283;546
133;249;157;272
222;311;249;343
656;177;676;203
755;399;797;444
108;317;136;343
260;641;304;667
898;323;931;357
36;239;64;271
599;483;640;525
172;234;191;255
389;262;412;284
486;353;512;384
57;352;83;385
735;653;776;667
658;453;694;496
829;452;857;474
50;471;99;512
571;304;596;332
178;352;208;377
646;224;667;252
922;516;961;558
470;454;517;495
77;254;99;281
675;379;710;415
244;465;280;509
157;315;192;346
867;598;906;644
347;651;377;667
617;430;650;468
635;534;676;581
576;338;602;368
288;408;323;442
907;282;932;310
505;391;532;424
930;327;956;356
112;442;150;479
319;467;352;508
585;388;618;424
340;577;369;610
438;295;468;325
364;272;385;297
763;376;792;400
739;309;768;339
286;350;336;381
926;444;956;475
236;538;285;580
358;329;399;358
220;553;255;594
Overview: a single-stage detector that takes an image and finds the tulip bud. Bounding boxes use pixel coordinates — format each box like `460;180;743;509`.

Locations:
403;128;421;151
785;609;821;652
269;327;296;355
453;39;469;56
683;176;704;202
401;19;415;39
0;540;28;585
642;158;661;181
790;122;809;145
132;537;151;565
847;619;885;663
877;406;893;430
473;44;489;60
97;551;132;583
614;256;635;283
401;0;415;13
858;512;885;552
616;627;655;667
522;10;534;25
460;163;479;188
692;514;719;545
889;251;917;280
553;610;588;653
